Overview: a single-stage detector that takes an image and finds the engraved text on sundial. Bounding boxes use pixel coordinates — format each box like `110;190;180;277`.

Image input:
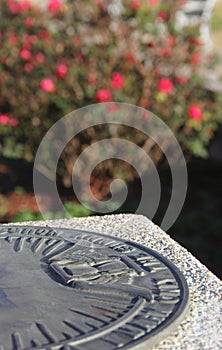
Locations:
0;226;189;350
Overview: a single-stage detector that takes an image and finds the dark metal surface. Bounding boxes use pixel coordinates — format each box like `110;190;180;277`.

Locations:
0;225;189;349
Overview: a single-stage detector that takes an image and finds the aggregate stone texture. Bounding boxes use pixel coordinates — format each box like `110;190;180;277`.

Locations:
6;214;222;349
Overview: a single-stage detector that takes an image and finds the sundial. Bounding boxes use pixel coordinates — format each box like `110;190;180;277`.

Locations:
0;225;189;349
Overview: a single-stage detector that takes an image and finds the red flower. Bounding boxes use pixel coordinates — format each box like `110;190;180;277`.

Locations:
175;76;188;84
22;34;33;49
147;41;155;48
20;49;32;61
40;78;56;93
157;78;173;94
188;105;202;121
38;30;50;41
167;36;176;47
7;0;20;14
0;114;10;125
9;118;19;127
7;0;31;13
35;52;45;64
148;0;158;6
157;11;167;20
111;72;124;89
124;54;135;63
19;1;31;11
95;89;112;102
48;0;62;13
188;37;202;46
130;0;141;10
24;63;33;73
24;17;34;28
190;53;200;65
55;64;68;78
9;34;18;45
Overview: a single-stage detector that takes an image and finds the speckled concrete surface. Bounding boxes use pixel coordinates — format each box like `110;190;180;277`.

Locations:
7;214;222;349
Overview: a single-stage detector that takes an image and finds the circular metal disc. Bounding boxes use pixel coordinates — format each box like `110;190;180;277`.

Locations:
0;225;189;349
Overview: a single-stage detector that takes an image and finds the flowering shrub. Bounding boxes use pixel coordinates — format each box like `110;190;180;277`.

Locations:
0;0;222;184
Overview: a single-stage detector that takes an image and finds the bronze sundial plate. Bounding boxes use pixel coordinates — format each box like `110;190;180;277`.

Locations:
0;225;189;350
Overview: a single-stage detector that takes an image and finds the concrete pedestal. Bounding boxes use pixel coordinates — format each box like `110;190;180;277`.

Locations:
7;214;222;349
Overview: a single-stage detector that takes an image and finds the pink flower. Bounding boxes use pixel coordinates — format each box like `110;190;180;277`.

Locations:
188;105;202;121
95;89;112;102
55;64;68;78
148;0;158;6
0;114;10;125
24;63;33;73
190;53;200;66
35;52;45;64
111;72;124;89
48;0;62;13
20;49;32;61
157;78;173;94
22;34;32;48
24;17;34;28
130;0;141;10
40;78;56;93
19;0;31;11
9;118;19;127
7;0;20;14
7;0;31;13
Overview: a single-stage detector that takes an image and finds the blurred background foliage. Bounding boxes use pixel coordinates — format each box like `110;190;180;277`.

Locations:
0;0;222;170
0;0;222;277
